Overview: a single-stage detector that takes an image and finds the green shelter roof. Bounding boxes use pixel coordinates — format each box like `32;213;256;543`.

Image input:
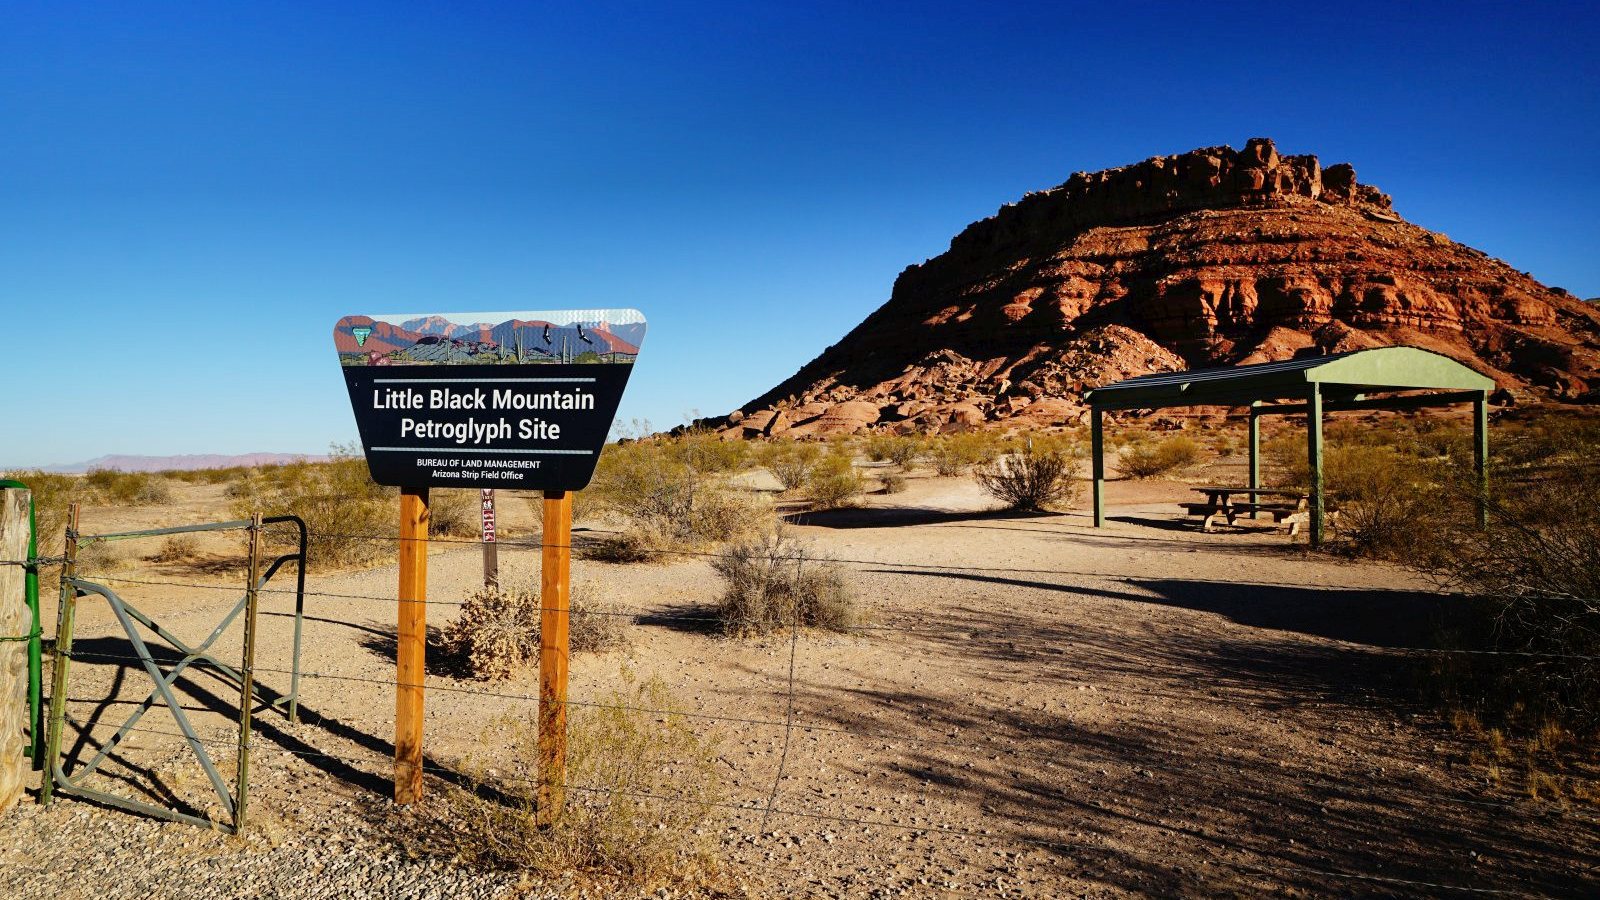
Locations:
1085;346;1494;409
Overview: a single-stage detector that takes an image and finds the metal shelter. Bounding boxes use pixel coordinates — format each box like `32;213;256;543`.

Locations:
1084;347;1496;547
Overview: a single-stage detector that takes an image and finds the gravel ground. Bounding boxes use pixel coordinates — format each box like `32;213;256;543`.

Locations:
3;471;1598;897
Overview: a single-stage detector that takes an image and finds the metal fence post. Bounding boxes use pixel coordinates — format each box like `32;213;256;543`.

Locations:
40;504;79;805
234;513;262;830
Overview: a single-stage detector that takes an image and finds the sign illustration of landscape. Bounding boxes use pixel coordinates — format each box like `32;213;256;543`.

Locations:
334;310;646;491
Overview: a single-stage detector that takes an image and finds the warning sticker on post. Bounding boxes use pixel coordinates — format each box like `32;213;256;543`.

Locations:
334;310;646;491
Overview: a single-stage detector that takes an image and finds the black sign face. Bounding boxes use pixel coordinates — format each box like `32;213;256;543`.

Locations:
334;311;645;491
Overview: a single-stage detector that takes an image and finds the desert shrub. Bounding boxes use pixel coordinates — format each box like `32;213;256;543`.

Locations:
430;672;725;890
665;429;751;475
583;441;771;561
426;489;480;539
1423;473;1600;736
710;528;856;637
975;446;1080;511
85;469;174;505
228;446;396;569
75;539;130;574
863;434;923;469
1317;446;1476;560
803;450;865;509
150;534;200;563
440;579;629;681
926;432;1000;476
879;473;907;494
0;471;83;556
1118;435;1201;479
758;440;822;491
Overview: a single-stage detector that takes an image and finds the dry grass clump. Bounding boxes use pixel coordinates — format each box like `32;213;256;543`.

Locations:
439;579;629;681
227;446;396;569
710;528;856;637
757;440;822;491
583;439;771;563
425;489;481;539
427;672;726;891
926;431;1002;476
803;449;865;509
1117;435;1200;479
75;539;131;573
975;445;1081;511
85;468;174;505
878;473;907;494
149;534;201;563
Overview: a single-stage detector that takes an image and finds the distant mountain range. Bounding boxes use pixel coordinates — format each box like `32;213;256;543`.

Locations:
34;453;329;474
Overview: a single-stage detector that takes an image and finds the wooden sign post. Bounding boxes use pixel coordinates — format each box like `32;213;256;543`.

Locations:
334;309;646;807
395;487;428;804
537;490;572;824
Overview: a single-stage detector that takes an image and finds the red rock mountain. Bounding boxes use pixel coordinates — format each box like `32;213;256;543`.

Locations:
717;138;1600;438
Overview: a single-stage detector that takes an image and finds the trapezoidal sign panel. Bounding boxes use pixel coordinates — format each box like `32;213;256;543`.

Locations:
334;310;646;491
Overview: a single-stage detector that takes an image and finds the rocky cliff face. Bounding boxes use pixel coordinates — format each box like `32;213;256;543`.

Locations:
716;138;1600;437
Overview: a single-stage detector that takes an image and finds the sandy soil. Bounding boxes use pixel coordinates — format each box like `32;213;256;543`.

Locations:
4;466;1597;898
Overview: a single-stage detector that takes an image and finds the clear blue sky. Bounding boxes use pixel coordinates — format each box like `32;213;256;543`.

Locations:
3;1;1597;468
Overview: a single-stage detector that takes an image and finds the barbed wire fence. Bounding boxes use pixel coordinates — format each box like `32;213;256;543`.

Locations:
10;521;1598;895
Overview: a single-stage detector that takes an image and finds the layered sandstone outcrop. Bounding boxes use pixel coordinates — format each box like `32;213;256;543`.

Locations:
714;139;1600;437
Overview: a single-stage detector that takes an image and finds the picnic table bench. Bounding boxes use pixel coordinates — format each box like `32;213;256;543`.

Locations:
1182;487;1334;535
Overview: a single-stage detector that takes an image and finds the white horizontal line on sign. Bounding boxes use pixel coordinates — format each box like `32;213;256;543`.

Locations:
371;447;595;455
372;377;598;384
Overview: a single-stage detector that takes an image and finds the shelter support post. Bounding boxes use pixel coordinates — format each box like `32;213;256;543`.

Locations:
539;490;573;825
1248;407;1261;519
1307;385;1324;548
395;487;428;805
1091;408;1105;528
1474;391;1489;528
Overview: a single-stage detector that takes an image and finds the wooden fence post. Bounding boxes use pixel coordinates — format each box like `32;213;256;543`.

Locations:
0;488;30;816
538;489;572;825
396;487;429;804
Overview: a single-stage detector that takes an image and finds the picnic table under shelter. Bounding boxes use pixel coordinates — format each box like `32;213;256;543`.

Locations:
1083;346;1496;547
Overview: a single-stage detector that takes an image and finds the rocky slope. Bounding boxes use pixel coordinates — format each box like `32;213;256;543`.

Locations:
716;138;1600;437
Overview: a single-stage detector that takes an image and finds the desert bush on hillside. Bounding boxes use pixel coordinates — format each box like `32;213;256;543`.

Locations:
878;473;907;494
664;428;751;475
863;434;923;469
975;446;1080;511
430;672;725;890
583;439;771;562
1117;435;1200;479
803;449;865;509
757;440;822;491
926;432;1001;476
439;579;629;681
228;447;396;568
85;469;174;505
711;528;856;637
